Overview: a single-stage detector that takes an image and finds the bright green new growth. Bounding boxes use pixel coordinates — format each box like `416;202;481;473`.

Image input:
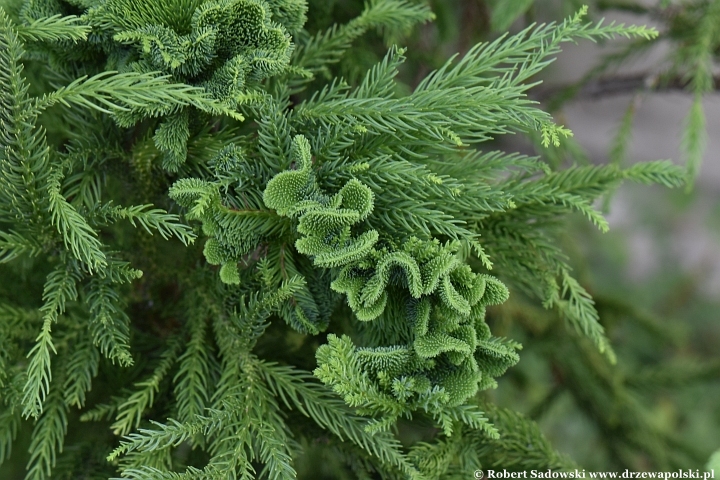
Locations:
0;0;687;479
264;135;519;426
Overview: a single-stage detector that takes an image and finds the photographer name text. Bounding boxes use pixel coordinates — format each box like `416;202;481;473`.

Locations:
481;470;715;480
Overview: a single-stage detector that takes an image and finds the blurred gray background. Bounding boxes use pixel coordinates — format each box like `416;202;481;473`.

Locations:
544;17;720;300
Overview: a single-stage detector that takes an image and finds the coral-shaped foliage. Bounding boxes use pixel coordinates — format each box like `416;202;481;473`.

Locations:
82;0;300;169
169;142;339;335
264;135;520;425
90;0;297;82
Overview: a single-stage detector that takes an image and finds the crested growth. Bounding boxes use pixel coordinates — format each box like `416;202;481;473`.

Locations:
0;0;690;479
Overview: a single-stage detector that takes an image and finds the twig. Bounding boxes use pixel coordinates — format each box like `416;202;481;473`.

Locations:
531;72;720;102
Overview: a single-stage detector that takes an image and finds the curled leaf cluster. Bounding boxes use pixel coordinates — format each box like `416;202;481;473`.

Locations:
264;135;520;421
81;0;302;169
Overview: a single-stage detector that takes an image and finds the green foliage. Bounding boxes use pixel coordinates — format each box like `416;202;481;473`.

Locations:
0;0;705;479
708;449;720;473
554;0;720;186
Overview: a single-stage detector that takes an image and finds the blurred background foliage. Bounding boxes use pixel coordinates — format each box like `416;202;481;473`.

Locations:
301;0;720;472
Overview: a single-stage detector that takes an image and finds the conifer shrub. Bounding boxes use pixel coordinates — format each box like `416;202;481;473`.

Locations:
0;0;703;479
